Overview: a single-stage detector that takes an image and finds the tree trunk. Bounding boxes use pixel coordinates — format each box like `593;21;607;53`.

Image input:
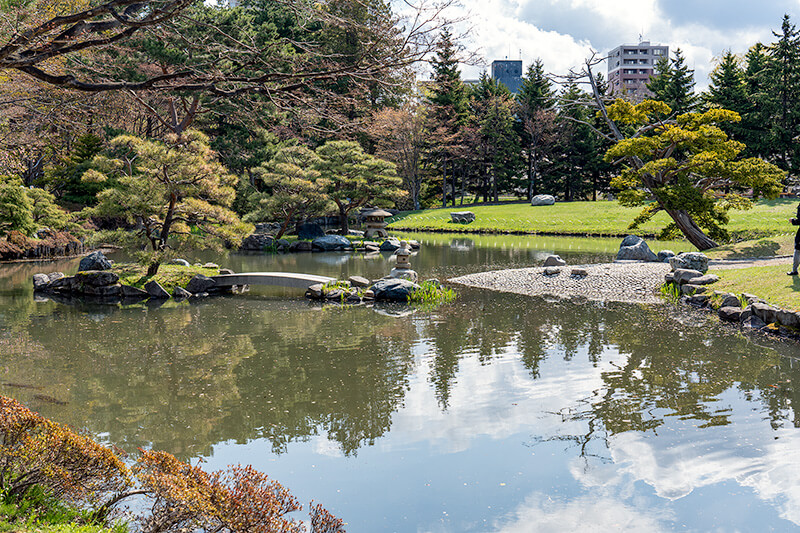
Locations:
339;207;349;234
442;160;447;208
666;209;719;250
147;262;160;276
528;145;534;201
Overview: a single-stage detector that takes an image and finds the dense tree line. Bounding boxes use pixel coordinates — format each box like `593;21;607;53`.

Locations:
1;3;800;248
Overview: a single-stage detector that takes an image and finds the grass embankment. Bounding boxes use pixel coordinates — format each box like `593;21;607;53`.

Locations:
387;199;798;240
111;264;220;292
705;234;794;259
711;264;800;311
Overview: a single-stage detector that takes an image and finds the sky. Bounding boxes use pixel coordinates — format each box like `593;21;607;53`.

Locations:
448;0;800;91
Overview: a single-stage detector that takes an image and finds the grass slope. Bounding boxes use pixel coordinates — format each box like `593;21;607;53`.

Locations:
388;199;799;240
112;264;220;292
712;263;800;311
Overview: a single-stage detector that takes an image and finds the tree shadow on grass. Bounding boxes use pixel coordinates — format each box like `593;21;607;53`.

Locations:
717;240;781;259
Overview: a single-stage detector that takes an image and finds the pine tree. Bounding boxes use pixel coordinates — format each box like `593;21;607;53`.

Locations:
647;50;696;114
646;56;672;101
766;14;800;173
742;43;772;158
704;50;748;141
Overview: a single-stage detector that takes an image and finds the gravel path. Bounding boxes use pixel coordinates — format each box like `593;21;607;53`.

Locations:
449;262;671;304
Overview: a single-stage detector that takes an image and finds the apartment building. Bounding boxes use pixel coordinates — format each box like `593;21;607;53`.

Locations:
490;59;523;93
607;41;669;98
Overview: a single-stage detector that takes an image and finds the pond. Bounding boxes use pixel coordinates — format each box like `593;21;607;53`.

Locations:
1;233;799;532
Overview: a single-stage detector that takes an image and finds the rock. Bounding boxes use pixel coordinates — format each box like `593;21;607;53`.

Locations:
363;290;375;300
571;268;588;277
390;268;418;282
240;233;275;251
348;276;371;288
380;238;402;252
690;274;720;286
720;294;741;308
79;251;112;272
543;255;567;267
254;222;281;234
277;239;290;249
32;273;50;290
186;274;216;294
681;284;707;295
664;273;674;283
348;229;365;237
74;271;119;287
365;244;380;252
616;236;658;262
669;252;709;273
741;293;764;305
202;262;219;269
543;267;561;276
718;306;743;322
83;284;121;296
171;258;191;267
751;302;778;325
620;235;643;247
672;268;704;285
658;250;676;263
121;285;148;298
742;315;766;330
297;223;326;240
531;194;556;206
325;289;344;300
408;240;421;250
369;278;420;302
312;235;351;251
685;294;710;307
450;211;476;223
289;240;313;252
48;276;77;291
173;286;192;299
144;280;169;299
48;272;64;282
739;305;753;322
776;309;800;329
306;283;324;299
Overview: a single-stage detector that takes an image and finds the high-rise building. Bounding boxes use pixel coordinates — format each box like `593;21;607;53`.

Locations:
607;41;668;98
491;60;523;93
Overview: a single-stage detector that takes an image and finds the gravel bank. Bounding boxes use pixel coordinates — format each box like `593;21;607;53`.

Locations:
449;262;671;304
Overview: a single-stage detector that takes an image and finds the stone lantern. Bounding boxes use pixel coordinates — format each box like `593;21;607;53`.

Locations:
362;209;392;239
389;241;418;282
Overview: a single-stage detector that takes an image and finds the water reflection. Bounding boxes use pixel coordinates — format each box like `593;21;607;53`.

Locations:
1;235;799;531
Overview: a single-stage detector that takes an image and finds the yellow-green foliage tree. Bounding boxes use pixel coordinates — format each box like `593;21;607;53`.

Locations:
244;146;333;239
86;130;252;275
315;140;404;234
0;176;72;236
604;100;784;249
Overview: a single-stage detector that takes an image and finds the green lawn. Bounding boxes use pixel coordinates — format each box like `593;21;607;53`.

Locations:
711;263;800;311
387;199;799;241
705;234;795;259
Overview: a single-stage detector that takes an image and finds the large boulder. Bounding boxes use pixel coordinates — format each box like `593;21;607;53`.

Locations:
450;211;475;223
296;222;326;240
543;255;567;267
750;302;778;325
186;274;216;294
32;273;50;290
312;235;351;251
289;240;313;252
79;251;112;272
121;284;149;298
348;275;371;288
74;271;119;287
657;250;675;263
531;194;555;206
369;278;420;302
240;233;275;251
380;238;402;252
718;307;743;322
83;284;122;297
145;280;170;299
616;235;658;262
672;268;704;285
669;252;709;273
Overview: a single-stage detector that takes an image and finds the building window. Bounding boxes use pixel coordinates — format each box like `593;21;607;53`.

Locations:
624;49;637;55
639;49;648;54
653;49;665;56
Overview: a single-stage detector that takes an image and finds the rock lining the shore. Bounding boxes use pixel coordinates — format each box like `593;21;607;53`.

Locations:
449;262;671;304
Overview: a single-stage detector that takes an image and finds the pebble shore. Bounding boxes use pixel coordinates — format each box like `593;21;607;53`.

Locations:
449;262;671;304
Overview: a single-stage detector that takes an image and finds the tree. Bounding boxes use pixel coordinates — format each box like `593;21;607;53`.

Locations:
765;14;800;173
741;43;772;159
605;100;784;249
372;100;430;210
244;146;331;239
517;59;556;198
426;28;469;207
87;130;251;275
647;49;697;114
0;180;36;236
315;140;403;234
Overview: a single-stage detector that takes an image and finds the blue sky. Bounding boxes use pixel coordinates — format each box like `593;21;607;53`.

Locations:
451;0;800;90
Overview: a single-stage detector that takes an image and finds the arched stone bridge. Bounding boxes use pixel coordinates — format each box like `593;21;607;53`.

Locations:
212;272;334;289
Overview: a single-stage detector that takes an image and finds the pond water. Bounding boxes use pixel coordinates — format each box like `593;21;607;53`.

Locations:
1;233;800;532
